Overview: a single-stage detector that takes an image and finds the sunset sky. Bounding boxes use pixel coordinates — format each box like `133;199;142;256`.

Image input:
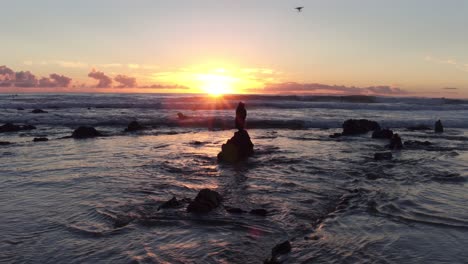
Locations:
1;0;467;97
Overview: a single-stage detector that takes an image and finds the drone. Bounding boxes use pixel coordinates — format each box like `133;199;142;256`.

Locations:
295;6;304;12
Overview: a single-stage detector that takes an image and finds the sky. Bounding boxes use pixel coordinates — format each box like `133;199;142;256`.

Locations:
1;0;467;97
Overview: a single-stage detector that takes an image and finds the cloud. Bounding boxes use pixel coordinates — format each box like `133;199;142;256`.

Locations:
38;73;72;87
114;74;137;88
425;55;468;72
88;69;112;88
139;84;189;89
14;71;38;87
0;66;15;87
256;82;407;95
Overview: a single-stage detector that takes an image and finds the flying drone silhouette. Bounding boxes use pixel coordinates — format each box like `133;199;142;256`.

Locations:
295;7;304;12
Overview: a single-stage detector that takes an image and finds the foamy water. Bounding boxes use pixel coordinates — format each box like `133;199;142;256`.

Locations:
1;94;467;263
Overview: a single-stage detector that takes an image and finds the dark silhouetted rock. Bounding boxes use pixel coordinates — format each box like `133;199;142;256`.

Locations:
33;137;48;142
435;120;444;133
342;119;380;135
217;129;254;163
329;133;342;138
407;124;431;131
372;129;393;139
17;107;24;111
250;208;268;216
404;140;432;147
0;141;11;146
177;112;189;120
224;206;246;214
187;189;222;213
125;121;144;132
158;196;182;211
388;133;403;150
374;152;392;160
235;102;247;130
264;240;292;263
0;123;36;133
71;126;102;139
31;109;48;114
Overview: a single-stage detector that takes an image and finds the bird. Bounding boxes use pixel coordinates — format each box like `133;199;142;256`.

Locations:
295;7;304;12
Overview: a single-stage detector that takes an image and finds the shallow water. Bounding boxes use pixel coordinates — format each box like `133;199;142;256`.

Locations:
1;94;467;263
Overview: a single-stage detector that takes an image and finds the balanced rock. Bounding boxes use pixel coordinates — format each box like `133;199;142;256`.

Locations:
125;121;144;132
31;109;48;114
217;130;254;163
33;137;49;142
435;120;444;133
235;102;247;130
342;119;380;135
372;129;393;139
71;126;102;139
187;189;222;214
374;152;392;160
0;123;36;133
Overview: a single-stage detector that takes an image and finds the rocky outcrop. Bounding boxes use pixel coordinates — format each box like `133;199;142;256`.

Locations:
0;123;36;133
33;137;49;142
372;129;393;139
124;121;144;132
218;102;254;163
71;126;102;139
264;240;292;264
342;119;380;135
374;152;392;160
435;120;444;133
31;109;48;114
388;133;403;150
187;189;222;214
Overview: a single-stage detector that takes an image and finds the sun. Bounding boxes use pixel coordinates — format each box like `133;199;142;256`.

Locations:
197;73;237;96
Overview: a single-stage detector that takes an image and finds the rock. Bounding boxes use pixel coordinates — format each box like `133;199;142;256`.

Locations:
372;129;393;139
186;189;222;213
217;129;254;163
235;102;247;130
0;123;36;133
374;152;392;160
342;119;380;135
125;121;144;132
177;112;189;120
31;109;48;114
250;209;268;216
224;206;246;214
388;133;403;150
17;107;24;110
0;141;12;146
158;196;182;211
264;240;292;263
71;126;102;139
435;120;444;133
407;124;431;131
329;133;342;138
404;140;432;147
33;137;48;142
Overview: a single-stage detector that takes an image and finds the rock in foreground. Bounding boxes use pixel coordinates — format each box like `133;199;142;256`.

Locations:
342;119;380;135
264;240;292;264
125;121;144;132
187;189;222;214
217;129;254;163
435;120;444;133
71;126;102;139
0;123;36;133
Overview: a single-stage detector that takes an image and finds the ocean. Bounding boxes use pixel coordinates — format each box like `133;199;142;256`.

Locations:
1;93;467;263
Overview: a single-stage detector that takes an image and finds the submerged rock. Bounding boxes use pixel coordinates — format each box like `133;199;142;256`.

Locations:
0;141;12;146
125;121;144;132
187;189;222;213
329;133;342;138
250;208;268;216
33;137;49;142
224;206;246;214
177;112;189;120
435;120;444;133
374;152;392;160
17;107;24;111
372;129;393;139
388;133;403;150
217;129;254;163
342;119;380;135
158;196;182;211
71;126;102;139
0;123;36;133
31;109;48;114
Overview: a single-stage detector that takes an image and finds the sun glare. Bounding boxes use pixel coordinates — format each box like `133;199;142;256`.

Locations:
197;73;237;96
